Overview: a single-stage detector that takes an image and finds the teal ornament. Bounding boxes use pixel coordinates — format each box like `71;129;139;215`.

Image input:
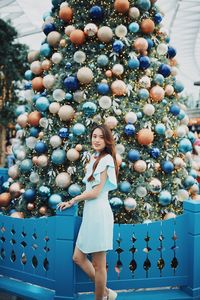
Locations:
29;127;40;137
38;185;51;198
121;162;126;169
162;99;167;105
154;74;164;85
173;81;184;93
119;181;131;193
178;110;186;120
36;97;49;112
138;88;149;100
189;169;198;179
2;181;10;191
155;123;166;135
15;105;26;116
82;102;97;116
43;11;51;21
170;104;180;116
158;190;172;206
97;55;109;67
68;184;81;197
187;131;196;143
49;194;62;208
184;176;196;188
137;0;151;11
72;123;86;136
109;197;123;211
179;138;192;153
20;159;33;173
136;112;143;118
40;43;52;57
24;70;33;80
51;149;66;165
65;93;73;101
129;22;139;33
161;161;174;174
128;58;139;69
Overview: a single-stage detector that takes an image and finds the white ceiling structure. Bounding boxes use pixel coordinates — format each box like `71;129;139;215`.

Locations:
0;0;200;101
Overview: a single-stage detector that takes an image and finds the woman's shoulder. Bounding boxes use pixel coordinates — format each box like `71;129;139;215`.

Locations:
99;154;114;164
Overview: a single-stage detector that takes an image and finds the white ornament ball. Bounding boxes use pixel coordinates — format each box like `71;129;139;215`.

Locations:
134;160;147;173
26;137;37;149
173;157;185;169
73;90;85;103
97;26;113;43
171;67;178;76
125;112;137;124
157;43;168;55
112;64;124;76
37;155;48;167
52;89;65;102
143;104;155;116
77;67;93;84
29;172;39;183
58;105;75;121
124;197;137;211
39;118;49;128
47;31;61;47
104;116;118;129
176;125;187;137
115;109;122;115
16;150;26;161
56;172;71;188
115;24;127;38
24;90;34;102
136;186;147;198
180;115;189;125
60;2;69;8
50;135;62;148
73;51;86;63
17;114;28;128
8;165;19;179
67;148;80;161
139;75;151;88
99;96;112;109
129;7;140;19
49;102;61;114
43;74;56;89
30;60;42;75
84;23;98;36
65;25;75;36
116;144;125;154
177;189;189;202
51;52;63;64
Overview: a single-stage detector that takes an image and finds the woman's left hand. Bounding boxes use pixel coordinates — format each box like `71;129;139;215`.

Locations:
57;198;76;211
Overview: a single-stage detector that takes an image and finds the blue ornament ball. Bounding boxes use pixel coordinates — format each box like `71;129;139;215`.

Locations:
89;5;104;21
189;169;198;179
109;197;123;211
129;22;139;33
158;64;171;77
2;181;10;191
155;123;166;135
38;185;51;198
24;70;33;80
146;38;154;50
139;56;150;70
137;0;151;11
119;181;131;194
49;194;62;208
177;110;186;120
150;148;160;159
65;62;72;70
43;23;56;35
162;99;167;105
64;76;79;92
65;93;73;101
173;81;184;93
113;40;124;53
128;58;140;69
162;161;174;174
127;150;140;162
20;159;33;173
72;123;86;136
154;13;163;24
51;149;66;165
40;43;52;57
154;74;164;85
35;141;48;154
15;105;26;117
23;189;36;202
59;127;69;138
97;55;109;67
29;127;40;137
138;88;149;100
82;102;97;116
158;191;172;206
97;83;109;95
68;184;81;197
167;46;177;59
36;96;49;112
124;124;135;136
187;131;196;143
184;176;196;188
136;111;143;119
179;138;192;153
170;104;180;116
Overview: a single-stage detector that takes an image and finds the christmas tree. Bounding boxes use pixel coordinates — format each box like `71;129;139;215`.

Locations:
0;0;198;223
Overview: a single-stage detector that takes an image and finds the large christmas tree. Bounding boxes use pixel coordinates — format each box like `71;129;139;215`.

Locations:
0;0;198;223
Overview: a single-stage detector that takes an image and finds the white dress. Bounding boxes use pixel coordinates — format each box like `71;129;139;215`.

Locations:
76;154;118;254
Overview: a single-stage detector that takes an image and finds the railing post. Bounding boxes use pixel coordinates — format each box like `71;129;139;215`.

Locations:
183;199;200;298
54;205;80;300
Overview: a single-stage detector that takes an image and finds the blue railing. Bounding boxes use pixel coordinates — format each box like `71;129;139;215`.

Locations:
0;168;200;300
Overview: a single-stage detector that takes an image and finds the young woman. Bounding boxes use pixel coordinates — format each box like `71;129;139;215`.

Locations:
58;124;118;300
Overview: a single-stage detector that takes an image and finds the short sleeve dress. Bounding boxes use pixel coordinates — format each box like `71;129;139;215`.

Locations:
76;154;118;254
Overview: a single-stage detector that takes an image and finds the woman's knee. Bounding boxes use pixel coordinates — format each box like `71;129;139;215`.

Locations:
73;253;85;265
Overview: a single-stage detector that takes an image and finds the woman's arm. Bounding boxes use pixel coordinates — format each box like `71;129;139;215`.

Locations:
57;169;107;210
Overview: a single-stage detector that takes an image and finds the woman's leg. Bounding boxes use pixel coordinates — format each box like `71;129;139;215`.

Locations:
73;247;109;298
92;251;107;300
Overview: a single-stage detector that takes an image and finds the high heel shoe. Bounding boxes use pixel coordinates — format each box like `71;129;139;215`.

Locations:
108;289;117;300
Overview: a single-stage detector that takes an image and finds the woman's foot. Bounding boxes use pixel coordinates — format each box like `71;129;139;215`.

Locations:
108;289;117;300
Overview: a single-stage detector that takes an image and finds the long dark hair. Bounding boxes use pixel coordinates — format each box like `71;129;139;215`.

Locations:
88;124;119;182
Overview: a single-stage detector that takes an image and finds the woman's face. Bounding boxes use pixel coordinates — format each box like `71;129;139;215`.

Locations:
92;128;106;152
